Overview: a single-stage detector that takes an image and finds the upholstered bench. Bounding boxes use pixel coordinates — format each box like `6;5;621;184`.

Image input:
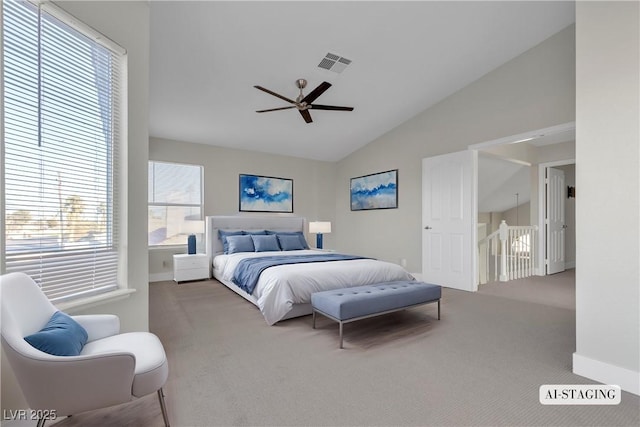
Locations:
311;281;442;348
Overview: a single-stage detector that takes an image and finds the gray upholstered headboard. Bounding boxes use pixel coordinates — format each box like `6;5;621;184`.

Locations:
205;215;306;264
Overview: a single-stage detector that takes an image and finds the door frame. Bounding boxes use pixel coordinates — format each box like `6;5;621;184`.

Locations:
537;159;575;276
468;121;575;278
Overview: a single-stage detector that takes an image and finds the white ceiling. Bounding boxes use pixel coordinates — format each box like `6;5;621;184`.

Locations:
149;1;575;162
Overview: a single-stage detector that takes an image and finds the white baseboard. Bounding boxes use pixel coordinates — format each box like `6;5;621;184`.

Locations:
565;261;576;269
149;272;173;283
573;352;639;395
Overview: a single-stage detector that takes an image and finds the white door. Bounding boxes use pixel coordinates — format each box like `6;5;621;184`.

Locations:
422;150;477;291
546;167;566;274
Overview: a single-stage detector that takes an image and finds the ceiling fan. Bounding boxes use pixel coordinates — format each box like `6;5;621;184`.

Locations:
254;79;354;124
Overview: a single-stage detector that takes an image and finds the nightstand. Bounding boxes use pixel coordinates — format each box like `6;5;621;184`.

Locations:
173;253;209;283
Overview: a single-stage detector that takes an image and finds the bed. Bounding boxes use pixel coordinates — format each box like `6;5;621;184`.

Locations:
205;215;414;325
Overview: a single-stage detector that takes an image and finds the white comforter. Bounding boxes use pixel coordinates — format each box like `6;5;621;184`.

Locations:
214;250;414;325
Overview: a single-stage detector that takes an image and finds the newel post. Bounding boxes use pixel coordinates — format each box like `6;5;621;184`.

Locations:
499;220;508;282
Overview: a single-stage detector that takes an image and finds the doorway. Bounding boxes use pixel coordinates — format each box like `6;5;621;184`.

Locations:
540;161;576;275
469;121;576;281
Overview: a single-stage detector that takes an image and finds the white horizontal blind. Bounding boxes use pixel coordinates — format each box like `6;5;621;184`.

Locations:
3;0;125;302
148;161;203;246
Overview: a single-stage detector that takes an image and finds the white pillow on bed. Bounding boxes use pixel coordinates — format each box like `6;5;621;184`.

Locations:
226;235;254;254
251;234;280;252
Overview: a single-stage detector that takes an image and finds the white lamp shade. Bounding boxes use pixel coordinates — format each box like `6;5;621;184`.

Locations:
309;221;331;234
181;220;205;235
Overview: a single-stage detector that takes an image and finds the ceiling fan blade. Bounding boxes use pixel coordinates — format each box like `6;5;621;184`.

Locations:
256;106;296;113
254;85;296;104
310;104;354;111
299;109;313;123
301;81;331;104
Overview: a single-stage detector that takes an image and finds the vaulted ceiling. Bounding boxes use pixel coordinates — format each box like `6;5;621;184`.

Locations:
149;1;575;162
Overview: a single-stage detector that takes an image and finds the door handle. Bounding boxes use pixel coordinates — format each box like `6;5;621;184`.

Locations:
424;226;432;230
562;225;568;229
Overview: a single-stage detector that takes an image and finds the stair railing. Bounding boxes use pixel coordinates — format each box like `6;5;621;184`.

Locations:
478;220;538;284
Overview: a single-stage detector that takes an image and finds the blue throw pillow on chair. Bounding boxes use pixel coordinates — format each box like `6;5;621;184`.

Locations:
24;311;88;356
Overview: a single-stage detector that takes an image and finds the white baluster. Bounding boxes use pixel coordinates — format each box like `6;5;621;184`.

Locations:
528;229;533;277
518;228;523;279
499;220;508;282
491;236;500;282
512;229;516;279
532;227;537;277
524;232;531;277
511;229;515;279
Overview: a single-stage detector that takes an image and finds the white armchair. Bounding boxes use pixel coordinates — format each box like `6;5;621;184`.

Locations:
0;272;170;427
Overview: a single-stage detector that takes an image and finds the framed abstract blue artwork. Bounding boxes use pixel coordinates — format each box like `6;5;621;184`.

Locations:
239;174;293;213
350;169;398;211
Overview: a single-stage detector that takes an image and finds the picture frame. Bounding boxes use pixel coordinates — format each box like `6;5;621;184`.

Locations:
350;169;398;211
239;174;293;213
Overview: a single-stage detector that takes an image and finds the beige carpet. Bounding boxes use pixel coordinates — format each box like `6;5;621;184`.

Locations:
143;277;638;427
478;269;576;311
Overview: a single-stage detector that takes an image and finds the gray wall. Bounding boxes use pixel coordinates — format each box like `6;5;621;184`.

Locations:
333;25;576;272
575;1;639;391
1;0;151;412
479;202;532;234
148;138;336;278
502;201;531;227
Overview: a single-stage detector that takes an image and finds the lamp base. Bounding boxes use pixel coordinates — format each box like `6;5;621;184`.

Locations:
187;234;196;254
316;234;323;250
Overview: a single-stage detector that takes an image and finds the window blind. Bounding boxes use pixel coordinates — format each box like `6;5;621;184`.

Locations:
3;0;125;303
148;161;203;247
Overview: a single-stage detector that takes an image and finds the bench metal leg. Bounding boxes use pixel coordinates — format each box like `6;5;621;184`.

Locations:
438;299;441;320
312;310;316;329
339;322;344;349
158;388;170;427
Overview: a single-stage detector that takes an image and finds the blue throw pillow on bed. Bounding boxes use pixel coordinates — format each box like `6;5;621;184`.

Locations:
244;230;267;235
226;235;255;254
219;230;244;254
24;311;88;356
266;231;309;249
251;234;280;252
277;234;305;251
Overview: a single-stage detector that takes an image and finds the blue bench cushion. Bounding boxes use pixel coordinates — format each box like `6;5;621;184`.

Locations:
311;281;441;321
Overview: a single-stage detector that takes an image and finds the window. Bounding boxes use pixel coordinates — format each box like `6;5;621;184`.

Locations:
148;161;203;246
3;0;126;303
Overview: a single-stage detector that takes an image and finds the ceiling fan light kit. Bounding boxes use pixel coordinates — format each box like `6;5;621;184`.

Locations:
254;78;354;123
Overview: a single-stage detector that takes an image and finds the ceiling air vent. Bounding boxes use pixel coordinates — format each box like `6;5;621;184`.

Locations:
318;52;351;74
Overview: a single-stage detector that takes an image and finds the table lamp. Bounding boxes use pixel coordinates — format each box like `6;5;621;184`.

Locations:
182;220;205;254
309;221;331;249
